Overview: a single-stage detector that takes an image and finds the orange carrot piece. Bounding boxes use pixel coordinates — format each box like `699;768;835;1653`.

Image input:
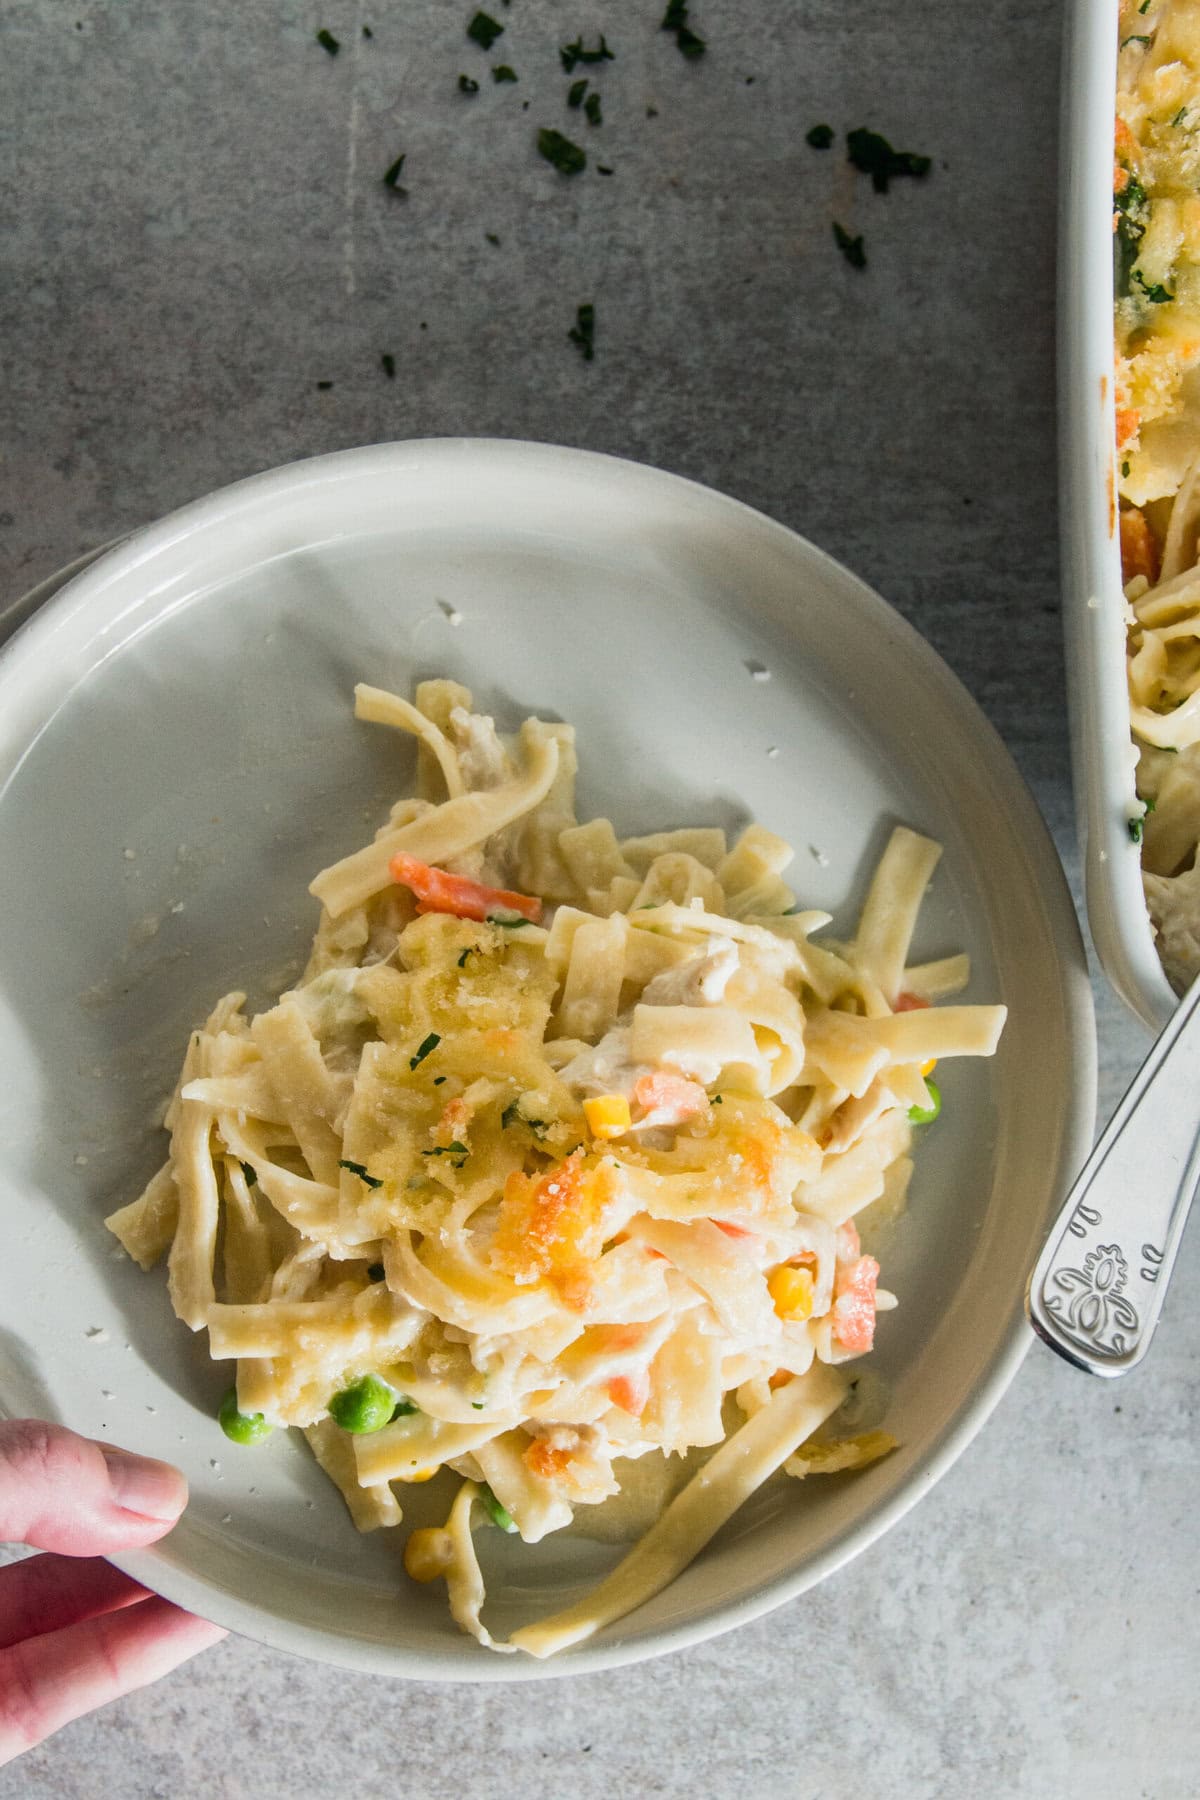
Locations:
1120;507;1160;584
632;1071;709;1119
714;1220;756;1240
1114;116;1137;163
607;1370;651;1417
832;1255;880;1355
1115;407;1141;451
894;991;930;1013
388;853;542;923
525;1438;573;1481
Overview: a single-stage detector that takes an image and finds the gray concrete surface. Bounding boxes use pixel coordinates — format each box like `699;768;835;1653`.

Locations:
1;1;1195;1795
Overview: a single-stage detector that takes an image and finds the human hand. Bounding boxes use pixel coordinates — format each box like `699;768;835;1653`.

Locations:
0;1419;225;1764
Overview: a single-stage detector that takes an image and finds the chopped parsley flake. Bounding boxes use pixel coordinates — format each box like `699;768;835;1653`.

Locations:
381;352;396;379
433;1075;447;1085
1140;0;1153;10
362;24;373;39
597;163;613;175
560;34;614;72
339;1159;384;1189
391;1398;418;1418
568;77;588;108
1134;269;1174;303
410;1031;441;1070
537;127;587;174
585;90;603;126
240;1162;258;1186
833;221;866;268
422;1140;469;1167
485;230;501;245
486;912;531;927
1121;33;1152;47
492;63;518;81
316;380;333;389
1122;459;1131;477
468;10;504;50
457;946;476;967
383;153;408;195
472;1401;486;1409
1114;174;1148;296
1128;815;1145;844
316;27;340;55
661;0;705;58
459;73;480;93
806;123;835;149
568;301;596;360
712;1094;723;1104
1115;174;1148;216
501;1100;548;1138
1173;106;1188;126
846;126;931;192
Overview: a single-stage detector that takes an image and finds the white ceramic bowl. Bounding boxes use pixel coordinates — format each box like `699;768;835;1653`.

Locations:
0;440;1095;1678
1059;0;1176;1032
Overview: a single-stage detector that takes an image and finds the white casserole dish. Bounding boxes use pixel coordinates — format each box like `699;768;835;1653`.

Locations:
1060;0;1177;1031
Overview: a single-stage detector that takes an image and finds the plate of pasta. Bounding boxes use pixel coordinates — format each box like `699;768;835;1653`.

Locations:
0;439;1094;1675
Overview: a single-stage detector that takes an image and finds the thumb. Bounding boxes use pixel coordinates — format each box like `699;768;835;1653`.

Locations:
0;1420;188;1556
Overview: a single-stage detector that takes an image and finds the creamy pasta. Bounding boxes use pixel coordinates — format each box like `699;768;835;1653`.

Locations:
1115;1;1200;988
107;677;1005;1656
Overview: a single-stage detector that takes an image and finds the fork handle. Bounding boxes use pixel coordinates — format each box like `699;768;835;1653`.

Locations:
1027;971;1200;1376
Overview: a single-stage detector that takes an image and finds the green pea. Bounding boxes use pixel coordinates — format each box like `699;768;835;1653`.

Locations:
908;1079;941;1126
329;1374;396;1434
478;1482;518;1533
218;1387;273;1445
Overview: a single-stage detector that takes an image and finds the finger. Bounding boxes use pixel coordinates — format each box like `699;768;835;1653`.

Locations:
0;1554;151;1652
0;1421;187;1555
0;1595;226;1766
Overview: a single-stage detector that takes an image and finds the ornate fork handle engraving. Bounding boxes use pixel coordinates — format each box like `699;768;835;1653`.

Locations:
1029;972;1200;1377
1043;1244;1139;1358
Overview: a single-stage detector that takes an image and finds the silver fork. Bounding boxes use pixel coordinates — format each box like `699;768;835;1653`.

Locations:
1028;971;1200;1375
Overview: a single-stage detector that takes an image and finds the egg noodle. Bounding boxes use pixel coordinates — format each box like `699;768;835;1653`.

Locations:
107;678;1006;1657
1115;2;1200;988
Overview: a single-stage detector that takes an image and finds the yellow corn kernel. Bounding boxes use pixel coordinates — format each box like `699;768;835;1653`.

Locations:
403;1526;455;1583
583;1094;632;1139
920;1058;937;1077
397;1464;440;1483
767;1264;815;1321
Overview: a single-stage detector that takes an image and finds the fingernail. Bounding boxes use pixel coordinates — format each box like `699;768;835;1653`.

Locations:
101;1447;189;1521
